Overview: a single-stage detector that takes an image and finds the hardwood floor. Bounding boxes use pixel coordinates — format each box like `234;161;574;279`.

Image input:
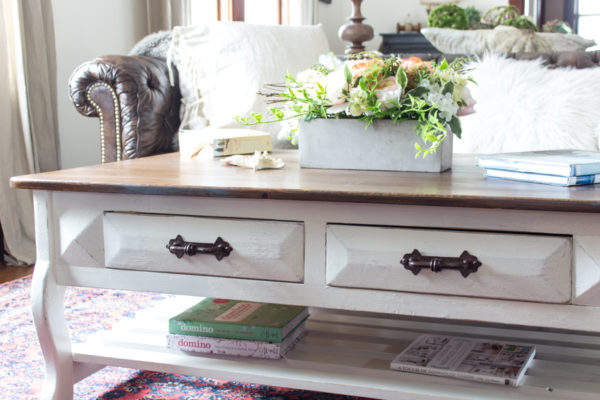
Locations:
0;262;33;284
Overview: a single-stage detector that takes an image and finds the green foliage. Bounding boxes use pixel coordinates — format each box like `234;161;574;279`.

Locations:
427;4;469;30
504;16;538;31
464;6;481;29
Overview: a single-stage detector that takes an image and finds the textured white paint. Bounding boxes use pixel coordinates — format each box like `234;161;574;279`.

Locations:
103;212;304;282
31;187;600;399
327;224;572;303
573;235;600;305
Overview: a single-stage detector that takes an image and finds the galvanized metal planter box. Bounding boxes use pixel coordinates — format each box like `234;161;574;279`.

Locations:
298;119;452;172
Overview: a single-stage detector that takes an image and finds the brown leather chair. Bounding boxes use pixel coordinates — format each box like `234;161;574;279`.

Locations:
69;55;180;163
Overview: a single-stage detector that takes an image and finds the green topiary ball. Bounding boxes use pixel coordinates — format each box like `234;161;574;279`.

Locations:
504;16;538;31
464;6;482;29
428;4;469;30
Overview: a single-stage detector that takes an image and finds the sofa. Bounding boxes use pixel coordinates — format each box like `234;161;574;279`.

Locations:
69;26;600;163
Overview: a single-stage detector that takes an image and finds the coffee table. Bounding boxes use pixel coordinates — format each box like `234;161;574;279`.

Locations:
11;151;600;399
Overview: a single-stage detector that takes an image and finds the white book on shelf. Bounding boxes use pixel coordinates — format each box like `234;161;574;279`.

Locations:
390;334;536;387
484;168;600;186
166;322;306;359
477;149;600;176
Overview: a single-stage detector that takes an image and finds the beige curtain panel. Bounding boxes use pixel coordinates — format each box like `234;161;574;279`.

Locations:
146;0;191;33
0;0;60;265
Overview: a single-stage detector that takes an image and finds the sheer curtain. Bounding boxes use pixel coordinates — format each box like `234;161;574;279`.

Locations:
0;0;60;265
146;0;191;33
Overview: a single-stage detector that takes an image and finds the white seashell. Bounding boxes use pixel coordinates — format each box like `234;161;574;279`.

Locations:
222;151;285;170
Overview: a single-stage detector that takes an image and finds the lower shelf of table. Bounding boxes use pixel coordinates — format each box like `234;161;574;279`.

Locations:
71;296;600;400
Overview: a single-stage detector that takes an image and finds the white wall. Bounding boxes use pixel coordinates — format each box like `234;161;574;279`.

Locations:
318;0;508;54
52;0;147;168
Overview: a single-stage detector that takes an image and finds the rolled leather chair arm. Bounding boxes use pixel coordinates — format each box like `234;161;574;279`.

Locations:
69;55;181;163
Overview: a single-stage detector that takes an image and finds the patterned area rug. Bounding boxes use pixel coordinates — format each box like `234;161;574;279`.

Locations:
0;275;365;400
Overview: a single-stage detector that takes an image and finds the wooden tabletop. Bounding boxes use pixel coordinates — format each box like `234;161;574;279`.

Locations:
10;151;600;213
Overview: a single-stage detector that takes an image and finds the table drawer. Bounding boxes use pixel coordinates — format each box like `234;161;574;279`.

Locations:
326;224;571;303
103;212;304;282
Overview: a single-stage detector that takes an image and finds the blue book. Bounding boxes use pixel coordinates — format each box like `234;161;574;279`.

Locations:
484;168;600;186
477;150;600;177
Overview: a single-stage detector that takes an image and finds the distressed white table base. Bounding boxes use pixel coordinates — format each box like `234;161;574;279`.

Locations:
30;189;600;399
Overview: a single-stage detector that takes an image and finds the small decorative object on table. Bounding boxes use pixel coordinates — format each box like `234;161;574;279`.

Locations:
222;151;285;170
238;53;474;172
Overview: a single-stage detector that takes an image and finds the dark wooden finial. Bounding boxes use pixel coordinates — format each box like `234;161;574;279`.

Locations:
338;0;374;54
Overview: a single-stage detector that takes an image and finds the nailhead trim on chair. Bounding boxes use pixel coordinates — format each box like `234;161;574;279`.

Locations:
85;82;121;163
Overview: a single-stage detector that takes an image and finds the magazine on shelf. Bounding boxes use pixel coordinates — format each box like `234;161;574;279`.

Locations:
390;334;536;386
169;298;309;342
167;322;306;359
484;168;600;186
477;150;600;177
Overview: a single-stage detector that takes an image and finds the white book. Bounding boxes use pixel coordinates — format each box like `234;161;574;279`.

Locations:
166;322;305;359
477;150;600;177
485;168;600;186
179;128;271;158
390;334;536;386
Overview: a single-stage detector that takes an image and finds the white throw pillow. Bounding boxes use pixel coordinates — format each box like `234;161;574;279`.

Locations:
169;22;330;148
422;26;596;54
455;53;600;154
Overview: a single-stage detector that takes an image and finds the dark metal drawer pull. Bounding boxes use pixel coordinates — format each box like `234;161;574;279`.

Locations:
400;249;481;278
166;235;233;261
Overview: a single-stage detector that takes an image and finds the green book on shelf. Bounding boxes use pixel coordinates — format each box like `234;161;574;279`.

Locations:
168;298;309;342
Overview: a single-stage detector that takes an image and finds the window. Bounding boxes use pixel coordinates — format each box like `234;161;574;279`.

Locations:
190;0;304;26
575;0;600;50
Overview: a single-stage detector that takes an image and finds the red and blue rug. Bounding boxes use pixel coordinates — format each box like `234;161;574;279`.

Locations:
0;275;366;400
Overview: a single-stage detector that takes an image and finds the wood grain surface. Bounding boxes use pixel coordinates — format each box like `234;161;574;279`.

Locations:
10;151;600;213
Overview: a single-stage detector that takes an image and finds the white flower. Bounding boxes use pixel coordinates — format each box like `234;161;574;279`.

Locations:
347;87;369;117
375;76;402;110
419;80;459;122
296;68;324;84
323;68;348;105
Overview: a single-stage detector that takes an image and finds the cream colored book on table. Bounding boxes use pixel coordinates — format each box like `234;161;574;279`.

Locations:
179;127;272;158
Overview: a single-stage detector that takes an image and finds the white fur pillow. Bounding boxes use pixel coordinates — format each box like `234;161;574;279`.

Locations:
455;53;600;154
169;22;330;148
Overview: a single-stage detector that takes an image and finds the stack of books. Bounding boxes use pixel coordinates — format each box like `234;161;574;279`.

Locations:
167;298;308;359
478;150;600;186
390;334;536;386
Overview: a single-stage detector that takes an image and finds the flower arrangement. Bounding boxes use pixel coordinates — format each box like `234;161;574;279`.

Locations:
237;53;474;157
